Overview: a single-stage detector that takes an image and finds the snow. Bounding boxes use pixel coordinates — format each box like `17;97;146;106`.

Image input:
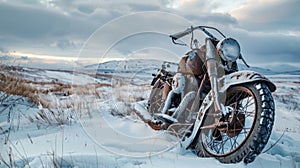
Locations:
0;62;300;168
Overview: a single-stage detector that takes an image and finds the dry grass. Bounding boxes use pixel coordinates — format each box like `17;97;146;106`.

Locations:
0;65;112;109
0;72;43;105
110;81;150;116
0;64;113;127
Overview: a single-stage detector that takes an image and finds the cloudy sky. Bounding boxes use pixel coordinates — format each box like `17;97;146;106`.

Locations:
0;0;299;71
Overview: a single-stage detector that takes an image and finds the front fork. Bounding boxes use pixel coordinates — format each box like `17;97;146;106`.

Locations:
181;39;227;150
205;38;227;117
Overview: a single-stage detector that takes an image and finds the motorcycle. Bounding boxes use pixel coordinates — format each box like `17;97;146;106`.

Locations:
147;61;176;115
134;25;276;164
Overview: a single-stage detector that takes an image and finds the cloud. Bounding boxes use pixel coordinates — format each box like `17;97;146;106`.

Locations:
0;2;101;54
0;0;298;70
0;1;168;53
231;0;300;32
0;3;66;38
184;13;237;26
0;3;96;38
0;46;8;53
165;0;240;26
77;11;194;64
219;0;300;68
241;33;300;65
18;56;29;60
50;39;80;50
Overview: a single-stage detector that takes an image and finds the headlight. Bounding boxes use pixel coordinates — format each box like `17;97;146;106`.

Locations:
217;38;241;63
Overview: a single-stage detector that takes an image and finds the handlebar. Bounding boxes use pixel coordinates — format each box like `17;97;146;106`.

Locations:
169;27;194;40
169;26;226;44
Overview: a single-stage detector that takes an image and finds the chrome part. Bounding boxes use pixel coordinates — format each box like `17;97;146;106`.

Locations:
172;91;196;120
181;92;213;150
161;90;175;114
217;38;241;63
172;73;186;94
206;38;223;114
170;26;194;40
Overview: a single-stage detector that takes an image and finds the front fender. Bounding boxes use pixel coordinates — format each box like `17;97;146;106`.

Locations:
219;70;276;92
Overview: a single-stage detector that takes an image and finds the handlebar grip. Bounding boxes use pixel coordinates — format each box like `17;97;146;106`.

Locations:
169;28;192;40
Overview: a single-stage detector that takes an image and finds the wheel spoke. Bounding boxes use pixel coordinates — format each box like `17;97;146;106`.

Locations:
233;135;240;148
236;91;245;102
229;136;234;151
202;85;257;157
246;98;254;107
240;128;250;135
217;135;229;154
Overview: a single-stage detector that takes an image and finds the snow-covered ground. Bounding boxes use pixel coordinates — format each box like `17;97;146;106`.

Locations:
0;61;299;168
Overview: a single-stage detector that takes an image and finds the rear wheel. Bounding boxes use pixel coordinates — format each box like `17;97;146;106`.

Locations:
194;83;275;163
148;80;165;115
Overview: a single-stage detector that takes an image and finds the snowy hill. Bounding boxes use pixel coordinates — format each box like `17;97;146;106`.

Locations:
86;59;300;76
0;63;300;167
84;59;178;75
238;63;300;75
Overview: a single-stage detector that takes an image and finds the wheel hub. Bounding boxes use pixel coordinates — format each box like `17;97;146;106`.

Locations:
226;112;245;137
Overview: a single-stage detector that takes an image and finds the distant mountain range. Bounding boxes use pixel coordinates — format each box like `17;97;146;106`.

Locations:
238;64;300;75
84;59;177;74
84;59;300;76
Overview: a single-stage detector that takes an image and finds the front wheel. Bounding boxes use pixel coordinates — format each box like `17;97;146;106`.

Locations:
194;83;275;163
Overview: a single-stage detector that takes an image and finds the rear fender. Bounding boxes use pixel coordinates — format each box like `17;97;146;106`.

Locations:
219;70;276;93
